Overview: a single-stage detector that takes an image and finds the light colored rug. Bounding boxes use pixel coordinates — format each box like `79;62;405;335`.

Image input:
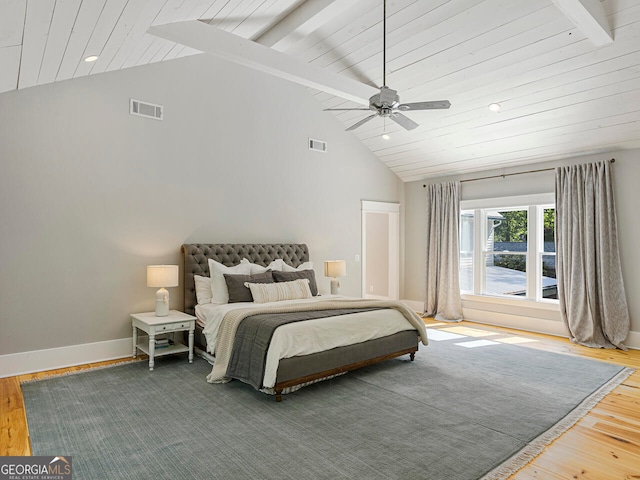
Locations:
22;331;632;480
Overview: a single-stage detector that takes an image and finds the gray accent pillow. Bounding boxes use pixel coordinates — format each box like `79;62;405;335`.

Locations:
224;271;274;303
272;269;318;296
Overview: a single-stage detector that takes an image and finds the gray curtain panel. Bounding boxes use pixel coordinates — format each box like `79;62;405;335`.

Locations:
555;160;630;349
424;181;463;321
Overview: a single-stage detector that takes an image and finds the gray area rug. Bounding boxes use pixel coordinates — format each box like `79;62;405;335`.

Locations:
22;334;632;480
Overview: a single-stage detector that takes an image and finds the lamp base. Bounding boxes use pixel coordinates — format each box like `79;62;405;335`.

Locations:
330;279;340;295
155;288;169;317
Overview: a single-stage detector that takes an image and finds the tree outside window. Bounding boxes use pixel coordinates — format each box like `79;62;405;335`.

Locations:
459;197;558;302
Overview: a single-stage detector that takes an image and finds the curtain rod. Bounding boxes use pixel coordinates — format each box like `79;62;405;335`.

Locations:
422;158;615;187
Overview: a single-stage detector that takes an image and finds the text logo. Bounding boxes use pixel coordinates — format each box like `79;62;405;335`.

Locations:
0;456;72;480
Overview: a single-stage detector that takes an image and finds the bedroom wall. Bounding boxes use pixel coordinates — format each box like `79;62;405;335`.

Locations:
0;54;404;361
403;150;640;347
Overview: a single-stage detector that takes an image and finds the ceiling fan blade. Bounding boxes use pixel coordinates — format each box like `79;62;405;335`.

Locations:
390;112;419;130
324;108;373;111
398;100;451;111
346;114;379;131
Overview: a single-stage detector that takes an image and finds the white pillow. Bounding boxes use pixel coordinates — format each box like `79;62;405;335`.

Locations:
194;275;213;305
245;278;312;303
281;261;313;272
208;259;252;304
240;258;284;274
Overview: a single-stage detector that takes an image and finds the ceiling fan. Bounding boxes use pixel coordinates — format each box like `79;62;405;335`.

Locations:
325;0;451;132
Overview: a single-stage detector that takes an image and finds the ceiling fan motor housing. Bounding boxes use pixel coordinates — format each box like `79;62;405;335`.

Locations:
371;86;400;110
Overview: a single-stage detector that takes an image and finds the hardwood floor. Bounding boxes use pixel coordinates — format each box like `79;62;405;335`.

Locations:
0;357;145;457
1;323;639;479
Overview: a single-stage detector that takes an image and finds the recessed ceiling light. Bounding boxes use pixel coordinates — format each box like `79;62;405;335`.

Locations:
84;55;99;63
488;103;501;112
382;133;391;140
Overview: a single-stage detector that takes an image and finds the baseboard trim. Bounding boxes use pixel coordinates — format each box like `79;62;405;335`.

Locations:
0;338;133;379
3;307;638;378
624;330;640;350
402;299;423;313
401;299;640;350
462;307;568;337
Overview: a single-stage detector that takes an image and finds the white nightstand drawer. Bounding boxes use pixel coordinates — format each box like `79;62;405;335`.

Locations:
156;322;190;332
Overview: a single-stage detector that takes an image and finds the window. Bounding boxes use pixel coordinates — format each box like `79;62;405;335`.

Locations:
460;194;557;303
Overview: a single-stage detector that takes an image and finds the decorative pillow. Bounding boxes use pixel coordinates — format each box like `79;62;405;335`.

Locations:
224;271;274;303
208;259;252;304
245;278;312;304
281;261;313;272
240;258;284;274
272;269;318;296
194;275;213;305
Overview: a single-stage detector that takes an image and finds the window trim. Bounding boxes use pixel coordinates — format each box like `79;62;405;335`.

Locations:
461;193;554;210
461;292;560;310
460;193;557;304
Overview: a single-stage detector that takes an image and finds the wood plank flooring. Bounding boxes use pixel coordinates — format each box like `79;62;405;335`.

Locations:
1;322;639;479
0;356;145;457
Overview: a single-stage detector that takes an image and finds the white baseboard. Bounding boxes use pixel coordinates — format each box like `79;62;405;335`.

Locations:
3;306;638;379
0;338;133;379
401;299;640;350
625;330;640;350
462;307;569;337
401;299;423;313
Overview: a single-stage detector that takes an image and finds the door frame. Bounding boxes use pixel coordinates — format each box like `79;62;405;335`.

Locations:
361;200;400;300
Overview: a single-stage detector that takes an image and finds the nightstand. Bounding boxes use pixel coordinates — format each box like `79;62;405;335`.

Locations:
131;310;196;371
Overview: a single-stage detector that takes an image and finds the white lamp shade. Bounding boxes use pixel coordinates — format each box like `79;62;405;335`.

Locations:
147;265;179;288
324;260;346;278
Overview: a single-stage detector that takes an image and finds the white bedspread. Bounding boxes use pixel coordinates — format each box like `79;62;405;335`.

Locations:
197;296;422;388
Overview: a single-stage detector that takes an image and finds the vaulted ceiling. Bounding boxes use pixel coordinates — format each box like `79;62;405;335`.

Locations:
1;0;639;182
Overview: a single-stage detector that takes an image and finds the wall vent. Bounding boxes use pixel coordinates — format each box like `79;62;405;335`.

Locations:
308;138;327;152
130;99;163;120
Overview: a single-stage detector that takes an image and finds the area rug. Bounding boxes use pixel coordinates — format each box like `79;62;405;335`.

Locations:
22;332;632;480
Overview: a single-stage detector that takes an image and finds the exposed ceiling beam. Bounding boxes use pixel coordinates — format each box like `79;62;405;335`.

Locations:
254;0;356;52
552;0;613;46
148;20;378;106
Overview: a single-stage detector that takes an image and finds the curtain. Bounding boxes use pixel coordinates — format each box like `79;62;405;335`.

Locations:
555;160;630;349
424;181;463;321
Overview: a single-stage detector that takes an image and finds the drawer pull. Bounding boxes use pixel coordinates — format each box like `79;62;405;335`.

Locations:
157;323;189;332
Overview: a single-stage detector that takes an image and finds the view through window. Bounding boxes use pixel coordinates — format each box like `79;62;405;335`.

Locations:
460;196;557;302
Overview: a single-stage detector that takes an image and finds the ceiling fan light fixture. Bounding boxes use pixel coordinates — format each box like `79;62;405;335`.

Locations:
489;103;501;112
382;133;391;140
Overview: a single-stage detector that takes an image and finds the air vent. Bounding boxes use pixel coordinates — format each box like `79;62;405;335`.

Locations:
309;138;327;152
130;99;163;120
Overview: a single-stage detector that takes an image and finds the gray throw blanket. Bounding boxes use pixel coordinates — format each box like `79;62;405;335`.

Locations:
227;308;382;389
205;298;429;386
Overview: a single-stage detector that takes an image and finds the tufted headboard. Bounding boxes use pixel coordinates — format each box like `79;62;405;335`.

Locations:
181;243;309;315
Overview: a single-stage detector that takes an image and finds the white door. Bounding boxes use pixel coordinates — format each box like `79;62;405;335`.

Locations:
361;201;399;300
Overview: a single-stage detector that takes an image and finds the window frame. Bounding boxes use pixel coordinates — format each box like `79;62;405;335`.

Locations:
460;193;557;304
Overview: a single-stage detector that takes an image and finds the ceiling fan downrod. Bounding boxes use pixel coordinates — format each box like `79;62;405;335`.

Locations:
383;0;387;88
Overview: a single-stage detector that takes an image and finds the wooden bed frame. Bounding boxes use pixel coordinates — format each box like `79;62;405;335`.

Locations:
181;243;419;401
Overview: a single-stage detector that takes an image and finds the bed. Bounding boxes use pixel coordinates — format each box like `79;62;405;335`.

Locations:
181;243;428;401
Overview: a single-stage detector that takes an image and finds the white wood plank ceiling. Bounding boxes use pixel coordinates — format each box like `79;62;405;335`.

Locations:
1;0;639;182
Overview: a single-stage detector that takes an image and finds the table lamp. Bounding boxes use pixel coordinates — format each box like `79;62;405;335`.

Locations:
324;260;346;295
147;265;179;316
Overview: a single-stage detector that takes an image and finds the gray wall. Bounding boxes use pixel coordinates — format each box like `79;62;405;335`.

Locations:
0;54;404;356
404;150;640;334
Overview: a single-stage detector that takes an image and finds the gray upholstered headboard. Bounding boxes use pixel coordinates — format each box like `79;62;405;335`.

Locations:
181;243;309;315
